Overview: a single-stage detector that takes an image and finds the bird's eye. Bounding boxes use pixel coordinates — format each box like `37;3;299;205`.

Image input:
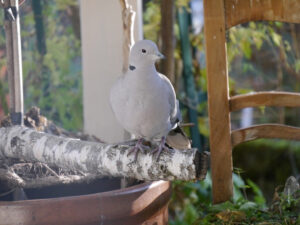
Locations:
142;49;146;53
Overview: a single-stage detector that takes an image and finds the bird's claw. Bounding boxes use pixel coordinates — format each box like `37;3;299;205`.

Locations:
127;139;150;162
127;146;143;161
152;145;170;162
152;137;169;161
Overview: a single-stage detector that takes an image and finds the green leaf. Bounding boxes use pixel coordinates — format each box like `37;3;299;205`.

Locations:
271;32;281;46
247;179;266;208
295;59;300;73
239;201;258;211
241;40;252;59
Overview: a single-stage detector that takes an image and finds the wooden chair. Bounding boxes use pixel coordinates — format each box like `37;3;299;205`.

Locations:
203;0;300;203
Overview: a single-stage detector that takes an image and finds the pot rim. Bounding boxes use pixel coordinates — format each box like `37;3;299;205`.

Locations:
0;180;172;225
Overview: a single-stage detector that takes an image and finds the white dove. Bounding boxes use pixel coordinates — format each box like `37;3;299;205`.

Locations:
110;40;190;160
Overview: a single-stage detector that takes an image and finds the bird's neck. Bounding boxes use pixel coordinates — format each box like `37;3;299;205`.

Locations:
129;60;156;70
129;62;157;72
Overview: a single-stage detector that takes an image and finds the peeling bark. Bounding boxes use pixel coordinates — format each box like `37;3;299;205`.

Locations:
0;126;209;181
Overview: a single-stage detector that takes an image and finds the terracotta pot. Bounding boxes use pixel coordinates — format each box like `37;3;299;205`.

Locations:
0;180;171;225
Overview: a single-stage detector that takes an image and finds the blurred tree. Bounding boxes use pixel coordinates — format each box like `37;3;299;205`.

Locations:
4;0;83;131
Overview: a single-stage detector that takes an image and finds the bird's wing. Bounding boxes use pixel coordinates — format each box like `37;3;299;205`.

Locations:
109;74;127;123
158;74;191;150
158;73;179;127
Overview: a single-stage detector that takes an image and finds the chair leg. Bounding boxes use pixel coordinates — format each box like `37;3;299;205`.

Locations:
210;141;233;203
204;0;234;204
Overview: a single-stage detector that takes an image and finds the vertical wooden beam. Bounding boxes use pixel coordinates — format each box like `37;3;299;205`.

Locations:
204;0;233;203
160;0;175;85
4;0;24;125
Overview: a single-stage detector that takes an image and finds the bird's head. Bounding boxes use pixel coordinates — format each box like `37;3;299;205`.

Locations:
129;40;164;68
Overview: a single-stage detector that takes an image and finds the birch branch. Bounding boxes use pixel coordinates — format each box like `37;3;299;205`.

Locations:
0;126;209;181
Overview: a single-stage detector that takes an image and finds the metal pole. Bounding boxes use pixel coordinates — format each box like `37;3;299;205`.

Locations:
4;0;24;125
178;7;202;150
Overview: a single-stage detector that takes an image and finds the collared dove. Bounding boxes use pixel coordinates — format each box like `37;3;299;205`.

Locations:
110;40;191;160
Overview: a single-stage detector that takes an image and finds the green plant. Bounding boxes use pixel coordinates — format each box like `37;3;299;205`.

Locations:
0;0;82;130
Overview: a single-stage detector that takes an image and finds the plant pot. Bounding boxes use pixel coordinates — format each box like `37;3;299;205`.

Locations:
0;180;171;225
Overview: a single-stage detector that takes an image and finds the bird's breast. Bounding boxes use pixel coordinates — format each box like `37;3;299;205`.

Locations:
113;74;171;138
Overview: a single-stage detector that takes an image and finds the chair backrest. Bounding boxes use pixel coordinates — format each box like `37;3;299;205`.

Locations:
204;0;300;203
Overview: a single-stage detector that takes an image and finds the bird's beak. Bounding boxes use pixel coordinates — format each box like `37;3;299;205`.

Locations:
156;52;165;59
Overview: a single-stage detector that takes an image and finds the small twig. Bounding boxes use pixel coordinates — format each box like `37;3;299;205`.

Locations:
180;123;195;127
23;174;104;189
40;163;59;178
0;188;17;197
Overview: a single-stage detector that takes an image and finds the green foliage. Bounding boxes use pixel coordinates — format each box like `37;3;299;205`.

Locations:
56;0;77;10
171;176;300;225
20;0;82;130
143;0;161;42
295;59;300;73
246;179;266;208
0;1;82;130
169;176;212;225
170;172;250;224
228;21;300;95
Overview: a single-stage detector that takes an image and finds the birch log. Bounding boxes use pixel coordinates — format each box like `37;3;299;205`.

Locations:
0;126;209;181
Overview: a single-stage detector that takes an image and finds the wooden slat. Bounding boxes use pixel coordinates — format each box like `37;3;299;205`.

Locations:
225;0;300;29
204;0;233;203
232;124;300;147
230;92;300;112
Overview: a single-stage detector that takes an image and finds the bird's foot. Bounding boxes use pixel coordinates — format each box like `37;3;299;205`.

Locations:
152;137;169;161
127;139;150;162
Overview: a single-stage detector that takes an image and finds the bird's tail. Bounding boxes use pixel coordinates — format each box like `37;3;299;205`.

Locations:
166;125;191;150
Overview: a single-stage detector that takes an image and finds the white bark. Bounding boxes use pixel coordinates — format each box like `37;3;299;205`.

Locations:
0;126;208;181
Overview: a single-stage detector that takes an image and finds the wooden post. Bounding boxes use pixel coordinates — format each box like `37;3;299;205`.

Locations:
4;0;24;125
204;0;233;203
160;0;175;85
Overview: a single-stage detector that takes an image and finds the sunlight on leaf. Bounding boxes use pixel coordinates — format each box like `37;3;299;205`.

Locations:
216;210;246;222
